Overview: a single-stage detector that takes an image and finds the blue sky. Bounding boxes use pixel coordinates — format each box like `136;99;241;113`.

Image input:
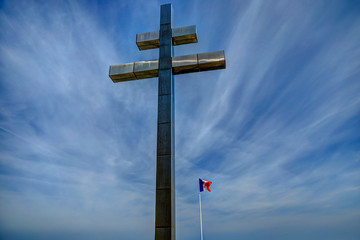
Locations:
0;0;359;239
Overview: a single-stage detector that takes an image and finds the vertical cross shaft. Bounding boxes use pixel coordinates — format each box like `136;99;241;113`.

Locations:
155;4;175;240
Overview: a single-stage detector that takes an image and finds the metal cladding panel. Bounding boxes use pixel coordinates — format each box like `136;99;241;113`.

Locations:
158;69;172;95
158;95;172;124
137;25;197;50
155;188;172;227
157;123;173;156
136;31;160;50
198;50;226;71
172;54;198;74
155;228;174;240
160;4;173;25
156;155;172;188
172;25;197;45
109;63;136;82
134;60;159;79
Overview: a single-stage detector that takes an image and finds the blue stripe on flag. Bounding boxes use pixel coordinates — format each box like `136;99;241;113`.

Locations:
199;178;204;192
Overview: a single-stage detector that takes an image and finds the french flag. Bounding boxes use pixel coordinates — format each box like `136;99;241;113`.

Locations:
199;178;212;192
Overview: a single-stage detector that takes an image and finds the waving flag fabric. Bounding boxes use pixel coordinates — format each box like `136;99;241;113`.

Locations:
199;178;212;192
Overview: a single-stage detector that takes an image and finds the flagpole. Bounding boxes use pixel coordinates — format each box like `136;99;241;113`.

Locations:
199;192;203;240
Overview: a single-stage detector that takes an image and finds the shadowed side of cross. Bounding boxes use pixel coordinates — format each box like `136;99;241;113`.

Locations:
109;25;226;82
